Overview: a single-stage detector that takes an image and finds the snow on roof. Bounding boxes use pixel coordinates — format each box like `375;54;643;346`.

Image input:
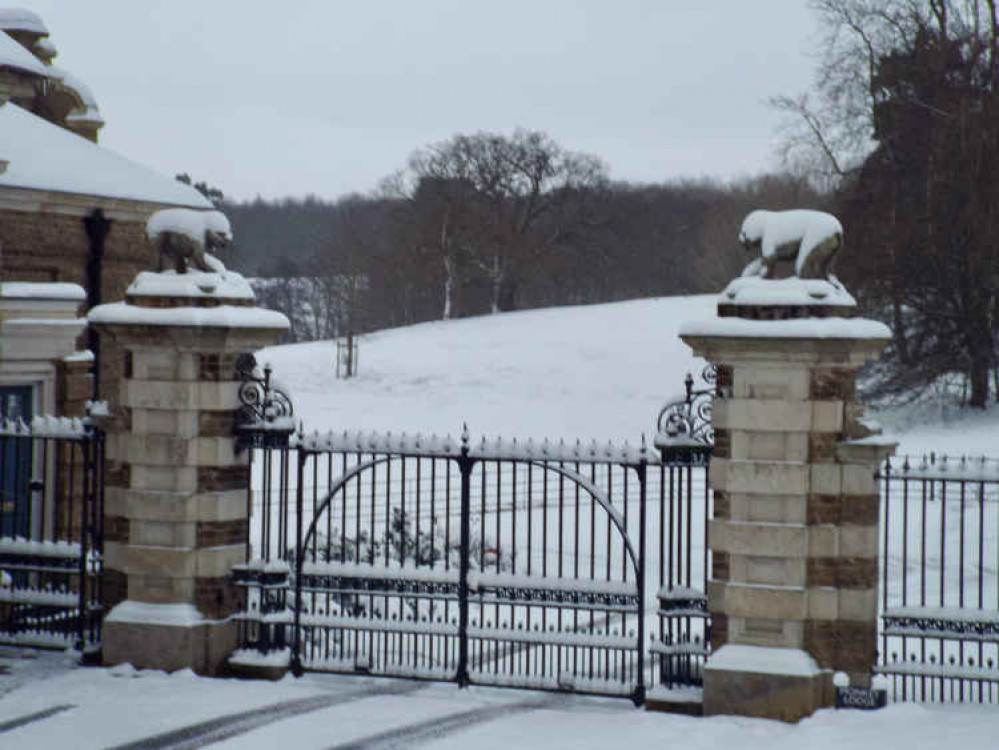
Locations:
65;106;104;126
0;28;47;76
0;102;210;208
42;65;104;126
48;65;98;108
0;8;48;35
32;36;55;58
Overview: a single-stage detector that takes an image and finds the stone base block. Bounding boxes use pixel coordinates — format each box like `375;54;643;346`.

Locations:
644;691;704;716
227;659;290;681
103;601;237;676
703;645;833;722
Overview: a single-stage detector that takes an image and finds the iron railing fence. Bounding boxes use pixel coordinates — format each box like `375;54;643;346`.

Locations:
877;454;999;703
231;355;714;704
233;432;712;702
0;416;104;653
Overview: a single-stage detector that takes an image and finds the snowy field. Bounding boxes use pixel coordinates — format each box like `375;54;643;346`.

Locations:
2;647;998;749
5;293;999;747
257;293;999;458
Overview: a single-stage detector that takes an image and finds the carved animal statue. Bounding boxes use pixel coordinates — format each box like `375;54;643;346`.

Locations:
738;209;842;279
146;209;231;274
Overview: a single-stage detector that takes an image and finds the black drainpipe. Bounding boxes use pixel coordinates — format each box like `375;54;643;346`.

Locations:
84;209;112;401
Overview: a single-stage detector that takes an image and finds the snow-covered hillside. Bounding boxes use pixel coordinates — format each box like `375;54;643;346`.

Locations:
259;295;716;445
259;294;999;458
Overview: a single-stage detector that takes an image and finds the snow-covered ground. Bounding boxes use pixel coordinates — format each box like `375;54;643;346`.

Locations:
259;295;716;445
5;293;999;747
2;646;998;749
258;293;999;458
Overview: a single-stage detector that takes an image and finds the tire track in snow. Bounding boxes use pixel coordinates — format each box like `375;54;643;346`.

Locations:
322;694;562;750
0;704;75;734
108;680;429;750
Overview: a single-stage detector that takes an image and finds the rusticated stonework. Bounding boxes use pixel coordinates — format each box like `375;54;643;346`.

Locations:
684;294;894;721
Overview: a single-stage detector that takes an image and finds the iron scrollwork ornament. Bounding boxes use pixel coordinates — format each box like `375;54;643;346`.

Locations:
234;352;295;451
655;363;718;463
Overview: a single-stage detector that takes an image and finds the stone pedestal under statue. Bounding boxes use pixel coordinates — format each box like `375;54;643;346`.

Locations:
89;268;287;674
682;275;895;722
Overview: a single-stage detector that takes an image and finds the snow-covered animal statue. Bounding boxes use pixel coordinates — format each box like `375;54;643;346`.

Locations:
739;209;842;280
147;208;231;274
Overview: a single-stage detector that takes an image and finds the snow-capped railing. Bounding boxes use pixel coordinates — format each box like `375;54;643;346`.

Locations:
468;434;652;465
883;606;999;641
293;429;463;458
292;426;655;465
0;414;91;438
882;453;999;483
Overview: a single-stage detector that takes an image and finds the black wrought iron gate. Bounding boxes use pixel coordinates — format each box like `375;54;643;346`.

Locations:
232;357;713;704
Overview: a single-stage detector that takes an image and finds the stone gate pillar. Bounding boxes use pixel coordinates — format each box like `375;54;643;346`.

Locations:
89;269;287;674
681;276;895;722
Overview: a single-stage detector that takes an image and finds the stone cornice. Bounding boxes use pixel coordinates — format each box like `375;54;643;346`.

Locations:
0;184;198;222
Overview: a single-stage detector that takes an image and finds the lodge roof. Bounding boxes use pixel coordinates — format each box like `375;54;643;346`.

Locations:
0;101;210;209
0;27;46;76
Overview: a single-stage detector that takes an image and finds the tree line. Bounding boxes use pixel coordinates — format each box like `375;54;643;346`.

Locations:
777;0;999;408
216;134;823;342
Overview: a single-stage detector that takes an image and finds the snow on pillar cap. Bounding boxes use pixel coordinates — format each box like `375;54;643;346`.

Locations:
717;276;858;320
125;269;255;307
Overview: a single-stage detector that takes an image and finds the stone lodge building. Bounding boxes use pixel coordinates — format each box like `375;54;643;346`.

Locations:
0;8;214;419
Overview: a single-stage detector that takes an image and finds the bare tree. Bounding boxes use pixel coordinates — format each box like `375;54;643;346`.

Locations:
399;129;609;316
778;0;999;406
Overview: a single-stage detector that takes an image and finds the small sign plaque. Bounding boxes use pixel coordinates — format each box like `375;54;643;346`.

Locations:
835;686;887;710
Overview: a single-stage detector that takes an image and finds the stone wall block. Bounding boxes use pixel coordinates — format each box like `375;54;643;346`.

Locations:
734;366;810;401
197;382;240;410
130;519;197;548
840;524;878;557
104;542;194;579
132;409;198;437
716;582;808;621
128;575;195;603
195;491;249;522
732;431;808;462
195;544;246;578
809;464;842;495
810;401;844;433
723;461;809;496
130;465;198;492
713;399;812;432
122;380;199;410
809;367;856;401
709;520;807;558
837;588;879;621
841;464;878;496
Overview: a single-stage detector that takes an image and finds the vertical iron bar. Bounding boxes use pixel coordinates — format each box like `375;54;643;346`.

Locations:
457;448;472;687
636;459;647;705
940;481;947;607
292;449;307;675
76;440;88;652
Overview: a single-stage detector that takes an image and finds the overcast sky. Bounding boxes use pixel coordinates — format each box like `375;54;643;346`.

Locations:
21;1;820;202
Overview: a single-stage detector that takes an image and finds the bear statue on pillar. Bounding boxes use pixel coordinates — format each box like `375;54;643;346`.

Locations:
677;209;895;722
89;208;289;675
